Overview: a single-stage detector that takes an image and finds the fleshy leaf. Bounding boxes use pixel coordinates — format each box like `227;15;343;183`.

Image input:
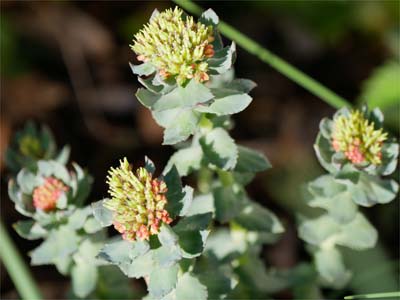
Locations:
153;79;213;112
153;108;201;145
234;201;284;234
195;93;252;116
136;88;160;109
199;8;219;26
235;146;271;173
225;79;257;93
148;264;179;298
164;166;193;217
92;199;113;227
13;220;47;240
186;194;215;217
335;213;378;250
314;133;336;173
208;43;236;74
164;146;203;177
213;185;246;223
377;142;399;176
175;273;208;300
119;251;155;278
30;226;80;265
173;213;212;257
71;261;98;298
308;191;358;224
298;215;340;246
97;237;137;265
347;174;399;207
144;156;156;174
200;128;238;170
315;247;352;289
129;61;156;76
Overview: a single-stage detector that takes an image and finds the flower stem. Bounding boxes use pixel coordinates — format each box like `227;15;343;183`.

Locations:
173;0;352;109
0;220;42;300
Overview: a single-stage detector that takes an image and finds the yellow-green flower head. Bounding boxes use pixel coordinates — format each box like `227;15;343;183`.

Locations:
131;7;215;85
105;158;172;241
331;110;388;165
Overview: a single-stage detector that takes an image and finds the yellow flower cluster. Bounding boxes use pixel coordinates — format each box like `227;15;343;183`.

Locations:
332;110;387;165
131;7;215;85
105;158;172;241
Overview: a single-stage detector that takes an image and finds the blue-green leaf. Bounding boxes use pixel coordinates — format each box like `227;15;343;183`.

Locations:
130;62;156;76
71;261;98;298
164;146;203;177
199;9;219;26
153;80;213;112
235;146;271;173
208;43;236;74
164;166;193;217
200;128;238;170
335;213;377;250
30;226;80;265
13;220;47;240
234;201;284;234
225;79;257;93
213;185;246;223
195;93;252;116
92;199;113;227
298;215;340;246
136;88;160;109
148;264;179;298
347;174;399;207
175;273;208;300
315;247;352;289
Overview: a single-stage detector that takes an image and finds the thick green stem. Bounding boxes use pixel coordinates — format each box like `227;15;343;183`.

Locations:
216;169;234;187
173;0;352;109
0;220;42;300
198;167;213;193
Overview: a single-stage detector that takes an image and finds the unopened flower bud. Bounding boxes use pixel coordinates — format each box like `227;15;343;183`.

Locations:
32;177;68;211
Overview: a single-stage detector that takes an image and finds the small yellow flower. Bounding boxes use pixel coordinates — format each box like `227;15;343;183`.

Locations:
105;158;172;241
331;110;387;165
131;7;215;85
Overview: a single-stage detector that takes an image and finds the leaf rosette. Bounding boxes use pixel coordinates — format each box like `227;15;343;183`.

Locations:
9;160;93;224
315;106;398;176
313;107;399;207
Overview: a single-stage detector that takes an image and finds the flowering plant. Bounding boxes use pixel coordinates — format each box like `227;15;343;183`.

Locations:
300;107;399;288
3;4;398;300
6;124;133;298
92;7;283;299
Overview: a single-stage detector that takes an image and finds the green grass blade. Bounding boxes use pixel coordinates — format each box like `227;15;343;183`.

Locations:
0;220;43;300
344;291;400;299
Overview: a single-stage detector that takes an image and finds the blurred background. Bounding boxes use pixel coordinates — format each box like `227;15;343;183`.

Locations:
1;1;399;299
